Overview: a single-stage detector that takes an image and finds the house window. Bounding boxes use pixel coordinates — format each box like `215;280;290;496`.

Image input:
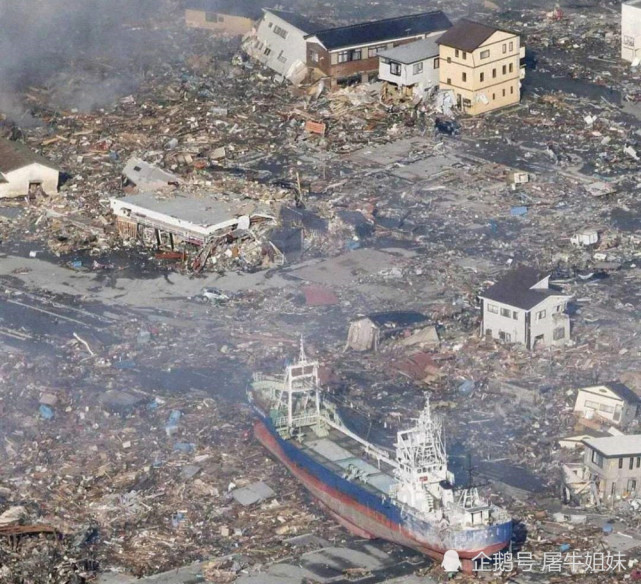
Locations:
537;310;546;320
455;49;459;57
338;49;361;63
499;331;511;342
311;51;319;63
624;35;635;48
487;304;498;314
389;62;401;76
447;57;451;64
553;327;566;340
264;48;271;56
637;456;640;468
433;57;439;69
446;77;451;84
619;458;624;469
413;62;424;75
500;307;511;318
510;86;514;94
509;41;514;51
480;72;484;82
492;93;496;100
503;89;506;97
277;50;287;64
480;49;490;59
273;25;288;39
462;51;467;60
368;45;387;57
462;72;467;82
267;22;273;28
630;457;635;470
628;479;637;492
509;63;514;73
502;43;507;54
502;65;507;75
492;68;497;78
512;311;518;320
592;449;603;468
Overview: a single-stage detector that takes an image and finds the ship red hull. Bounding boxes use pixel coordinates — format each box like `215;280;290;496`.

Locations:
254;420;509;571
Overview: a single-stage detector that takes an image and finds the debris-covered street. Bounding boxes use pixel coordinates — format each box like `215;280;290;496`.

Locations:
2;0;641;582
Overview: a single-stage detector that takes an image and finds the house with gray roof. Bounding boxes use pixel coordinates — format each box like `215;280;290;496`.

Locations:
0;138;59;199
378;37;441;99
479;266;571;349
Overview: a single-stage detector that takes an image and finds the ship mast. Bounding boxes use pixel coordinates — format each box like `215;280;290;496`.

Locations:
394;399;455;513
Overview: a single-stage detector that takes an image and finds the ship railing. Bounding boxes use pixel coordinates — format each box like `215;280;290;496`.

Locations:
273;413;319;430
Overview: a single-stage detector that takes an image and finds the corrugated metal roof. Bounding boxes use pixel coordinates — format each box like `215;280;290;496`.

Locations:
379;37;439;64
308;11;451;51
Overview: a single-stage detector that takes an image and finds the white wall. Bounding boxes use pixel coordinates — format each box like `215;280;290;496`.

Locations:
250;13;308;79
622;3;641;62
481;299;526;345
0;163;59;198
379;56;440;91
482;295;570;348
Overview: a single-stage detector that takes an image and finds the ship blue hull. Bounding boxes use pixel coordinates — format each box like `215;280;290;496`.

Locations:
253;411;513;564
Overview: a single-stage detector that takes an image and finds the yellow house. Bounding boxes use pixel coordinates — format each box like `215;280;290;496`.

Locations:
436;19;525;116
185;0;263;36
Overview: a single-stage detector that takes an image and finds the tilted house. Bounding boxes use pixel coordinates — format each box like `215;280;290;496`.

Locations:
622;0;641;63
244;9;325;84
0;138;59;199
574;382;641;426
437;19;525;116
185;0;264;35
479;266;571;349
305;11;451;89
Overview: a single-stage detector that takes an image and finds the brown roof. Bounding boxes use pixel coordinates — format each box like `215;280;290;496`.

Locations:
436;19;509;52
0;138;58;174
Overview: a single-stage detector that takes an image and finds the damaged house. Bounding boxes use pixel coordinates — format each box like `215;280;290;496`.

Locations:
437;19;525;116
0;138;59;199
244;9;325;84
346;311;437;352
479;266;571;349
574;382;641;426
305;11;451;89
622;0;641;63
379;38;442;101
185;0;263;36
110;192;279;271
582;435;641;504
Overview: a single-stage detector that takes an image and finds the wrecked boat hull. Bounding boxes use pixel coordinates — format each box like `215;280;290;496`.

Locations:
253;418;512;564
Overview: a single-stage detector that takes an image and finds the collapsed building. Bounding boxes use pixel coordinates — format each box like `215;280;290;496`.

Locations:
110;192;280;271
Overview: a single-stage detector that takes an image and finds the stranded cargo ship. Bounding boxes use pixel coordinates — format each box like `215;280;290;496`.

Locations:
248;341;512;571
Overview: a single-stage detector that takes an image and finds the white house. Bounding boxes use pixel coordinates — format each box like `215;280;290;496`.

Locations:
622;0;641;63
479;266;571;349
243;9;323;83
0;138;59;199
574;382;641;426
379;38;441;99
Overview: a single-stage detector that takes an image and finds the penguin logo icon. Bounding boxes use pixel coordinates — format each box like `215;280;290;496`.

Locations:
442;550;462;573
